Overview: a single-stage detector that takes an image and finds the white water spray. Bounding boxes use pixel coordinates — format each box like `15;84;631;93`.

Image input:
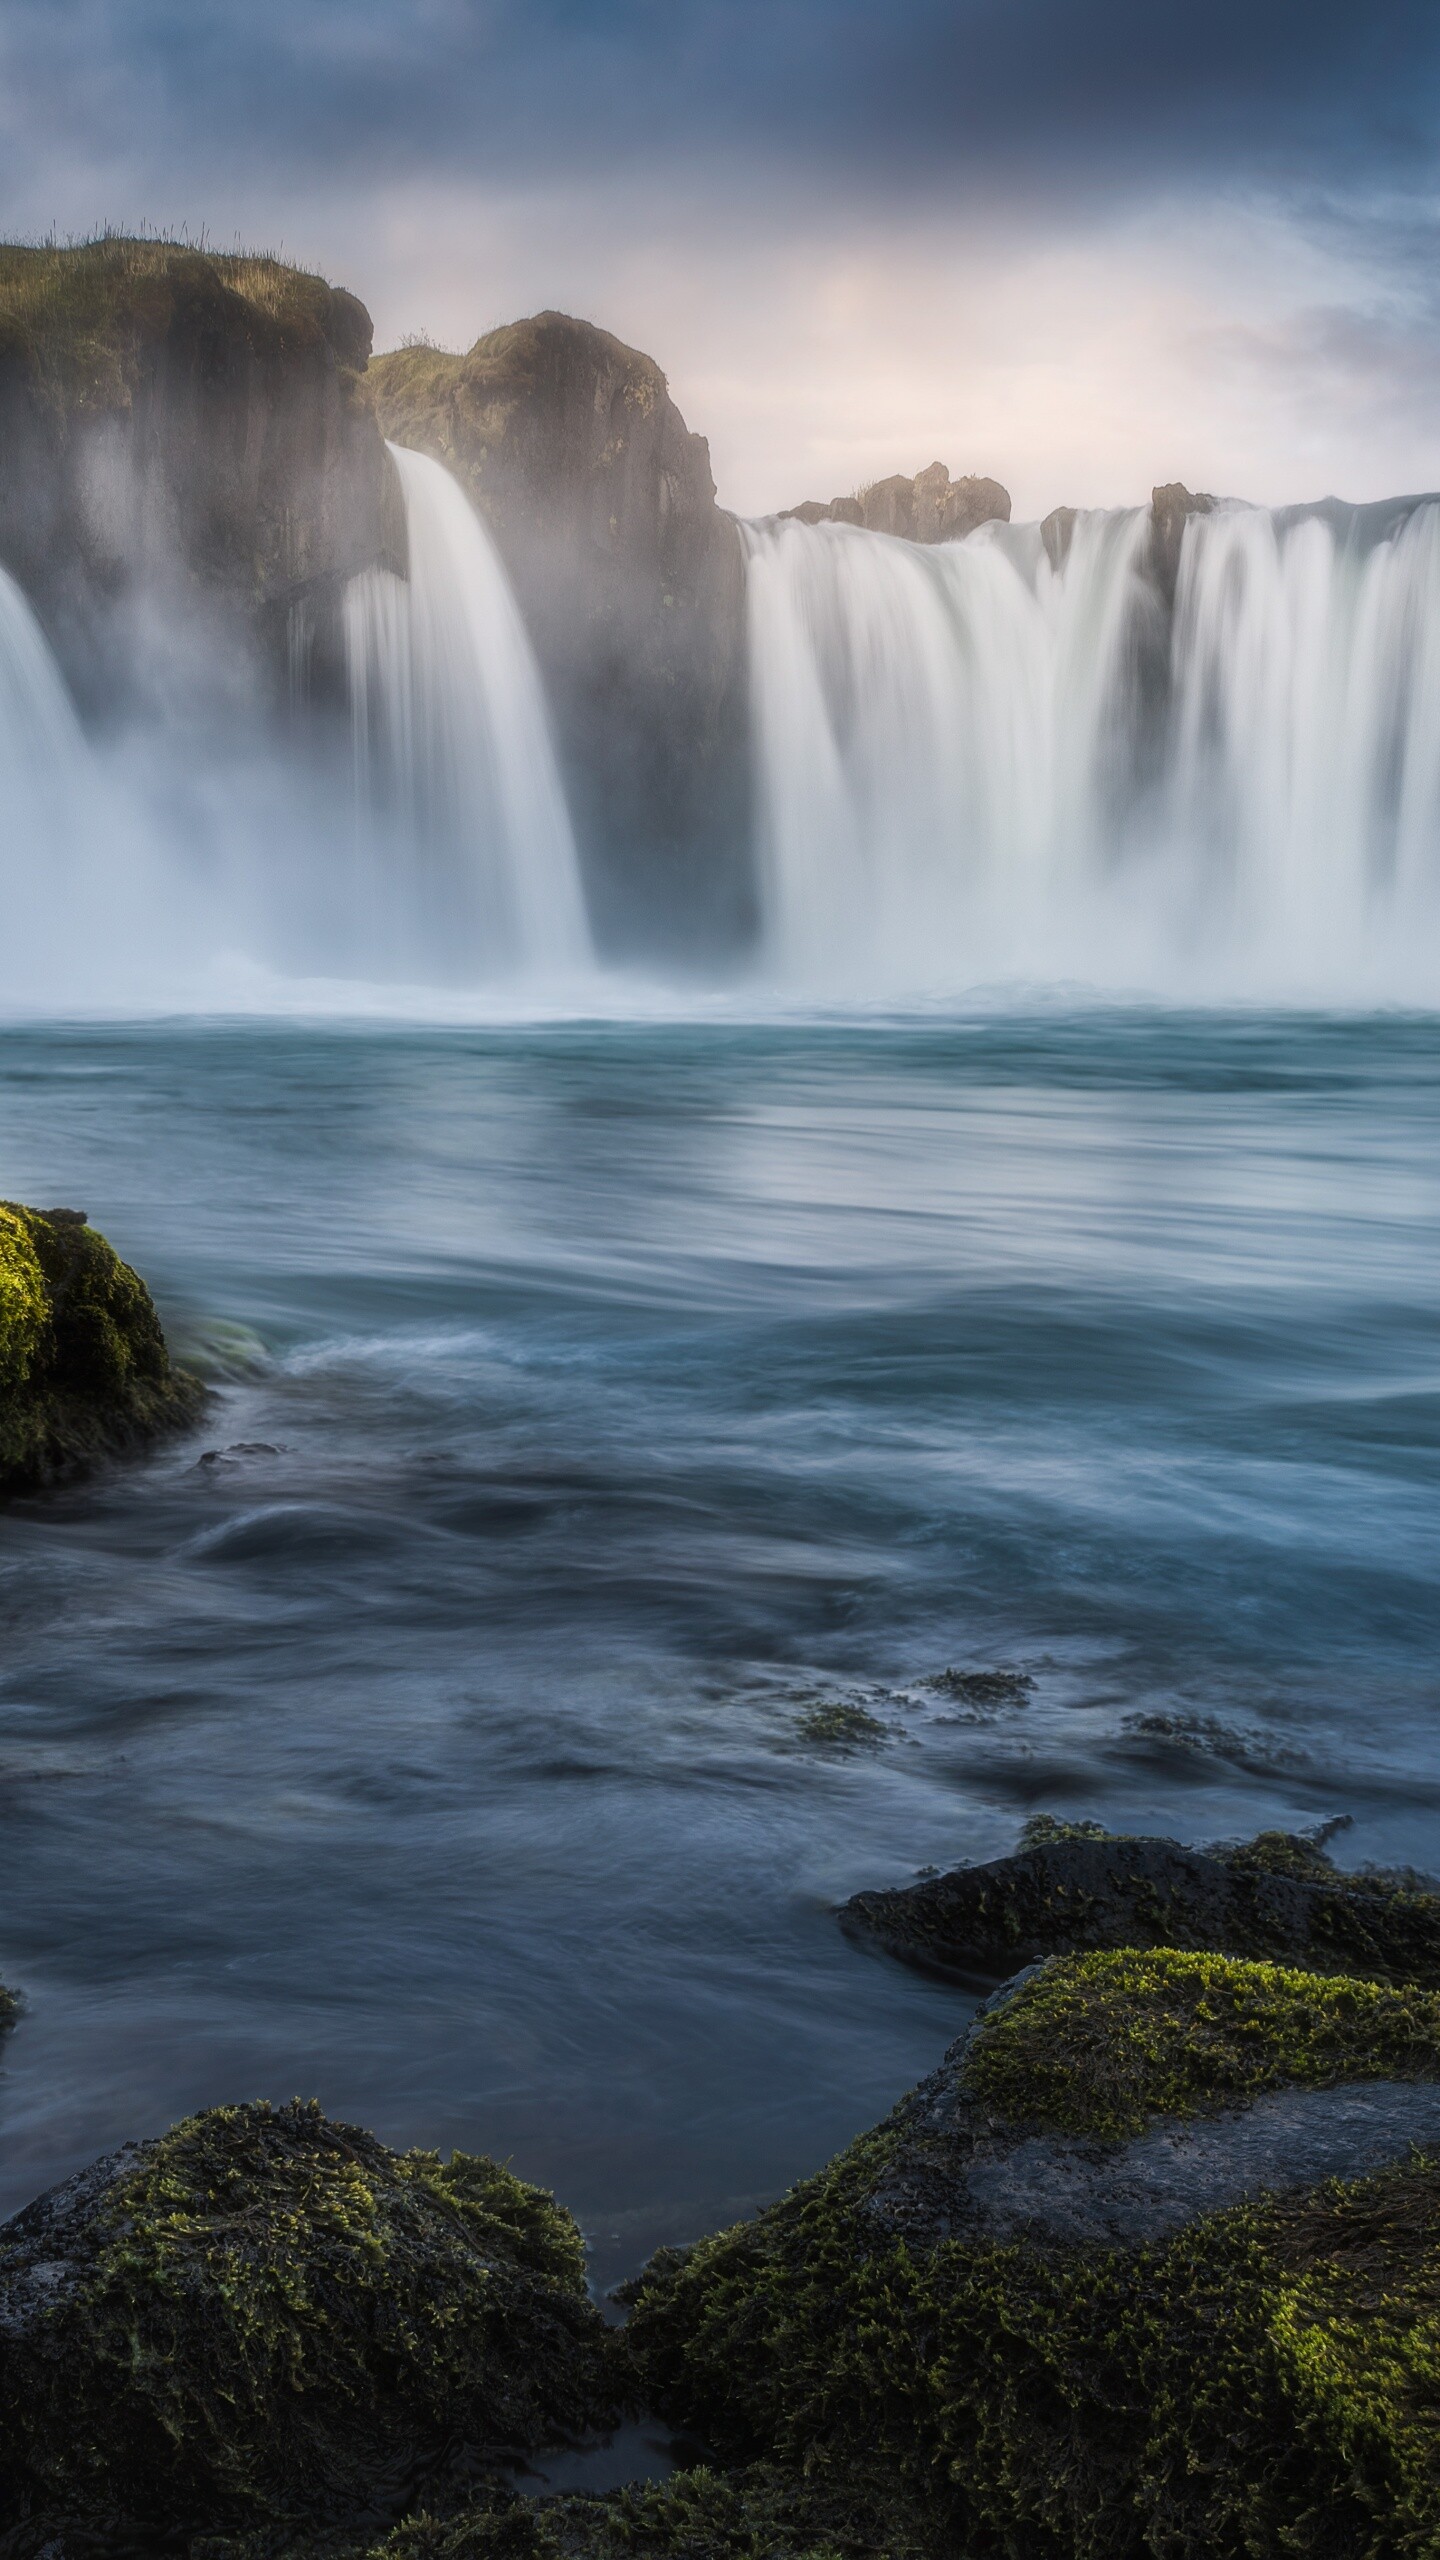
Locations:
345;445;590;980
745;500;1440;997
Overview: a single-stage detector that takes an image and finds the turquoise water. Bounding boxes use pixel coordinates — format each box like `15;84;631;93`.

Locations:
2;1012;1438;2278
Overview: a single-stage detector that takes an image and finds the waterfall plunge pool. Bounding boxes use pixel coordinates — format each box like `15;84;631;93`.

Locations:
0;1009;1438;2281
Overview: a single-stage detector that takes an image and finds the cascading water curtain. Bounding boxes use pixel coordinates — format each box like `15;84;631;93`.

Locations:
1170;502;1440;980
744;499;1440;999
345;444;591;984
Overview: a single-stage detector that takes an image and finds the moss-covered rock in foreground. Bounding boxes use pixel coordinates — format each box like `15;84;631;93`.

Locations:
841;1817;1440;1988
0;2099;623;2552
625;1950;1440;2558
318;2461;928;2560
0;1200;205;1490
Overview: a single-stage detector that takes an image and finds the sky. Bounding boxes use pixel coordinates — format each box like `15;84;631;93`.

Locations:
2;0;1440;517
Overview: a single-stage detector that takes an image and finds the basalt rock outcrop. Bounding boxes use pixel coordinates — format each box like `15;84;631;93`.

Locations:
1148;479;1217;605
0;239;398;716
368;315;752;961
841;1819;1440;1989
0;2098;623;2554
625;1948;1440;2557
0;1199;206;1490
783;459;1010;545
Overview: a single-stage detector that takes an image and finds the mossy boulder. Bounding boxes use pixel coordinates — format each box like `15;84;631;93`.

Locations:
319;2460;926;2560
0;1200;205;1490
841;1818;1440;1989
625;1950;1440;2558
0;2099;623;2553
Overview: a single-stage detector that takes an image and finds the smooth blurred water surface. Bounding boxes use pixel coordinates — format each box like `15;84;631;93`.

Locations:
2;1011;1439;2274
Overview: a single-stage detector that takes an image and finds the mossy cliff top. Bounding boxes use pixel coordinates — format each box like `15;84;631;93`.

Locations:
0;2098;622;2551
0;237;373;419
624;1949;1440;2558
367;314;712;558
0;1199;205;1488
0;237;393;710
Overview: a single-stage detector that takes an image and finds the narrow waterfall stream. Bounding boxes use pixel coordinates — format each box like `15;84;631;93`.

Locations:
743;499;1440;997
344;445;591;982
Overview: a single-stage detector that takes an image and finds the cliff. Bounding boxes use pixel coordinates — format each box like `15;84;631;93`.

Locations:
783;459;1010;544
0;239;398;716
368;314;752;960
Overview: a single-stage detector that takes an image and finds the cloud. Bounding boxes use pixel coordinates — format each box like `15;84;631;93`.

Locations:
1;1;1438;519
2;0;1438;204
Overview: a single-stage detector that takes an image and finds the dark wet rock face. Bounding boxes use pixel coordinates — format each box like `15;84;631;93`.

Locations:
841;1823;1440;1987
0;1201;206;1492
0;240;396;717
0;2099;622;2554
626;1950;1440;2558
783;460;1010;545
863;1953;1440;2252
1149;478;1216;605
368;314;752;964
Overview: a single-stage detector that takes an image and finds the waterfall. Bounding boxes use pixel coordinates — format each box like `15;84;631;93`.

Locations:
0;560;89;837
744;498;1440;997
345;444;590;981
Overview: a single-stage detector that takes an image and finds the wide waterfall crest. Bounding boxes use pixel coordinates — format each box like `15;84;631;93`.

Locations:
745;499;1440;998
345;444;590;980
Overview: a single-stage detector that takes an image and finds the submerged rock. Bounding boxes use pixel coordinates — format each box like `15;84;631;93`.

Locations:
368;315;751;964
0;2098;622;2553
841;1818;1440;1988
625;1948;1440;2557
0;1201;206;1491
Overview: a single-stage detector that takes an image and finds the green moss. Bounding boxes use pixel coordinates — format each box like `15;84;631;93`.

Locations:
1016;1814;1111;1849
792;1701;891;1753
0;2099;622;2549
962;1948;1440;2143
0;1201;205;1489
324;2460;928;2560
0;237;368;418
0;1202;47;1402
626;1955;1440;2557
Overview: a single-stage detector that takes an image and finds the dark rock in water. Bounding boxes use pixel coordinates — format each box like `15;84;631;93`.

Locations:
0;239;397;717
626;1948;1440;2556
0;2098;622;2554
1149;479;1216;605
782;461;1010;547
841;1820;1440;1988
0;1201;207;1492
368;315;752;965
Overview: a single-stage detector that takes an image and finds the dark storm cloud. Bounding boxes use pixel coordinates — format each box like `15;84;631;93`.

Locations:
4;0;1439;202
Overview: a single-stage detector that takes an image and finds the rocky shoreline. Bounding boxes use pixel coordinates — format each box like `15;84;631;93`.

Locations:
1;1817;1438;2555
4;1230;1439;2555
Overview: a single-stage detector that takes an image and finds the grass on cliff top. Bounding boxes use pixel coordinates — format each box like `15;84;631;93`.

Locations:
0;235;355;412
963;1946;1440;2142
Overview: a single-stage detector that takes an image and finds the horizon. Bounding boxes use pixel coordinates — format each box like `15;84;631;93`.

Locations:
2;2;1437;519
